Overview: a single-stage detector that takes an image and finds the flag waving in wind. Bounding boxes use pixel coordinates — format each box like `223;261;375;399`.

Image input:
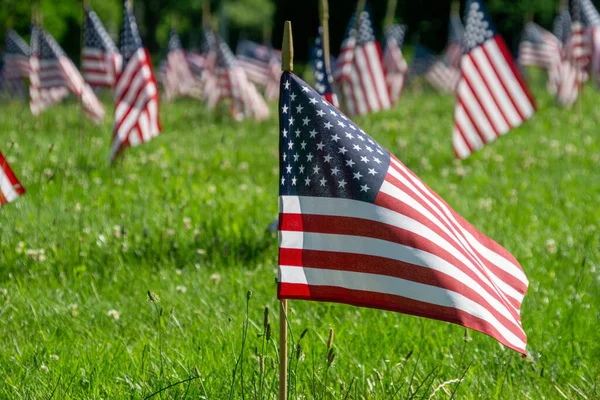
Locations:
110;0;161;162
312;26;339;108
162;29;200;100
453;0;535;159
579;0;600;86
383;24;408;104
278;71;529;355
410;45;460;93
83;7;122;88
1;30;30;96
0;151;25;206
518;22;562;94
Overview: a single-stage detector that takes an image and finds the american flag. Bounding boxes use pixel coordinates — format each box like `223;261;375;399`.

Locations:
557;5;589;107
445;13;465;70
410;45;460;93
453;0;536;159
518;22;562;94
29;25;105;123
162;29;201;100
110;0;161;162
236;40;281;101
197;28;218;95
83;7;122;88
0;151;25;206
333;9;391;116
312;26;339;108
204;35;269;121
579;0;600;87
383;24;408;104
277;71;529;355
1;30;30;81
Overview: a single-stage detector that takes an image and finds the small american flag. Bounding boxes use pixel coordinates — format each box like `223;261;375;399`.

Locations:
453;0;536;159
410;45;460;93
205;35;269;121
0;150;25;206
83;7;122;88
311;26;339;108
236;40;281;101
110;0;161;162
162;29;201;100
383;24;408;104
518;22;562;94
334;9;391;116
445;13;465;70
557;5;589;107
1;30;30;81
278;71;529;355
579;0;600;87
29;25;105;123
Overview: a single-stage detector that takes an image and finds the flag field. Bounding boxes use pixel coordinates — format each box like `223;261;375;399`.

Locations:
0;84;598;398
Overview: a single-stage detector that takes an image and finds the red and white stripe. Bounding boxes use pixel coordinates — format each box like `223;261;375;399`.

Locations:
453;35;536;159
164;49;201;100
557;21;590;107
426;61;461;93
336;41;391;116
588;25;600;87
2;54;30;80
110;48;161;162
83;48;122;88
0;151;25;205
29;55;70;115
279;155;529;354
383;39;408;103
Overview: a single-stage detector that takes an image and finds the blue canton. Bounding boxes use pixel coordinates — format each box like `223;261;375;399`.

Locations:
168;29;183;52
311;27;336;97
463;0;497;51
5;31;30;56
85;9;118;52
384;24;407;48
119;1;144;64
279;72;390;203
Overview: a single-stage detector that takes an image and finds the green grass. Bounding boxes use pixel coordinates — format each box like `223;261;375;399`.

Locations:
0;83;599;399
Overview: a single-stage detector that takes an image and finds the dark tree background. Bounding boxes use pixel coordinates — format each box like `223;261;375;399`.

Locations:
0;0;592;64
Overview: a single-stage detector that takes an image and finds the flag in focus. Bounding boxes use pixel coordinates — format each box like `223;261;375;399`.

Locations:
83;7;122;88
383;24;408;104
0;151;25;206
110;0;161;163
162;29;201;100
277;71;529;355
334;8;391;116
453;0;535;159
312;26;339;108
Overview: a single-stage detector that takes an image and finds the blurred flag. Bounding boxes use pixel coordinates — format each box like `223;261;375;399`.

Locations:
579;0;600;87
518;22;562;94
204;35;269;121
162;29;201;100
1;30;30;81
110;0;161;162
383;24;408;103
83;8;122;88
311;26;339;108
277;71;530;355
453;0;535;159
334;9;391;116
236;40;281;101
0;151;25;206
197;28;218;95
29;25;105;123
445;12;465;69
410;45;460;93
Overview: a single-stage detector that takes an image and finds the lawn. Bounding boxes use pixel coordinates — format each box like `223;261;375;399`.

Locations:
0;83;599;399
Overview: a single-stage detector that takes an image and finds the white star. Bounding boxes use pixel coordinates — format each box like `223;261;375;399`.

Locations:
284;80;290;89
289;116;295;126
291;176;297;185
282;129;287;137
353;171;363;180
368;168;378;176
329;109;337;116
331;166;340;176
345;132;354;139
346;159;355;167
360;184;370;192
353;144;361;151
309;97;318;105
290;92;297;101
288;141;294;150
316;141;325;150
316;109;325;117
337;121;346;128
286;165;292;174
313;165;320;175
357;135;365;141
349;124;356;130
324;154;332;163
301;86;310;92
319;177;327;186
368;138;374;145
295;129;301;138
376;149;384;155
309;129;318;138
338;179;347;188
283;153;287;161
373;157;382;164
296;104;304;113
300;141;307;150
361;156;369;163
366;146;373;152
281;176;285;185
338;146;348;155
306;153;314;162
304;177;311;186
324;121;333;129
281;104;288;114
299;165;305;174
302;117;310;126
330;133;340;142
293;154;300;162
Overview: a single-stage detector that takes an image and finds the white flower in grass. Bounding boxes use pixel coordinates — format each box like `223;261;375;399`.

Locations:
478;198;493;212
40;364;49;373
107;309;121;320
183;217;192;230
166;229;176;237
210;273;222;285
545;239;557;255
176;285;187;294
50;354;59;361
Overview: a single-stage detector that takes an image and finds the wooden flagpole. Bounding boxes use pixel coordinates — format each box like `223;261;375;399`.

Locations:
203;0;211;29
451;0;460;16
384;0;398;30
279;23;293;400
319;0;331;73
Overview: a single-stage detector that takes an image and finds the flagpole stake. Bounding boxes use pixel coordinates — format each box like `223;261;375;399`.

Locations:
384;0;398;29
279;299;288;400
203;0;211;29
282;21;293;72
319;0;331;73
450;0;460;16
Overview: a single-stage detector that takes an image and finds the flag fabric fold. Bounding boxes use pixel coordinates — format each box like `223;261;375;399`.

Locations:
383;24;408;103
410;45;460;93
162;29;201;100
277;71;529;355
83;8;122;88
110;0;161;162
0;151;25;206
452;0;536;159
312;26;339;108
236;40;282;101
518;22;562;94
579;0;600;87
